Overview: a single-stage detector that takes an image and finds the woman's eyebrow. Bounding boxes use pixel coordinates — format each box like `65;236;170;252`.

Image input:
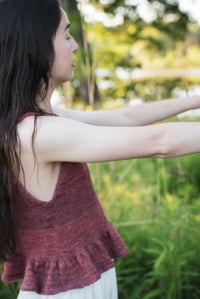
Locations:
64;23;71;32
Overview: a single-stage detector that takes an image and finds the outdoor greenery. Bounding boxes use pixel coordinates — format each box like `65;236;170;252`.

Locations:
60;0;200;105
89;156;200;298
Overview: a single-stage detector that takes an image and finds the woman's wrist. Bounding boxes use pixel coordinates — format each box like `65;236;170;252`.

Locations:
188;95;200;109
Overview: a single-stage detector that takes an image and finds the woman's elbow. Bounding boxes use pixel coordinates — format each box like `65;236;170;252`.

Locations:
151;131;173;158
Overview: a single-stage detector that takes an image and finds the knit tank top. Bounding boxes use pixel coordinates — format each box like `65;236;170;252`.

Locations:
1;113;128;295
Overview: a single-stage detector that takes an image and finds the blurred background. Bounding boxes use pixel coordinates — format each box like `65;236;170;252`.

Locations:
57;0;200;110
1;1;200;298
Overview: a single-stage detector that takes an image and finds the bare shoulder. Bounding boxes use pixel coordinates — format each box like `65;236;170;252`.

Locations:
16;115;61;157
16;114;69;171
17;116;36;152
17;114;87;162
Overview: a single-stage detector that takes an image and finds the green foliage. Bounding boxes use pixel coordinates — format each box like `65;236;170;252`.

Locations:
74;1;200;105
91;0;190;41
89;0;190;48
89;156;200;299
84;10;200;103
99;76;200;104
60;0;200;105
0;263;20;298
0;281;19;299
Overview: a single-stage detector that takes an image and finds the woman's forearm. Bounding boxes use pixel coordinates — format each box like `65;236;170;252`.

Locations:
53;95;200;127
122;95;200;126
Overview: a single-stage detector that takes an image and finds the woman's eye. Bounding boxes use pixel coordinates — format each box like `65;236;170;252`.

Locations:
66;34;72;40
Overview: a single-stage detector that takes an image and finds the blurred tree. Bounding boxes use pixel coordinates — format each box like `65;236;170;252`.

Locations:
60;0;195;104
90;0;190;49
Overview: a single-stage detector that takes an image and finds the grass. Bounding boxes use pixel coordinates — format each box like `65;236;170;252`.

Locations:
89;156;200;299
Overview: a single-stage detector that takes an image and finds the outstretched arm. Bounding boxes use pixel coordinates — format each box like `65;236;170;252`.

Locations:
53;95;200;127
20;115;200;163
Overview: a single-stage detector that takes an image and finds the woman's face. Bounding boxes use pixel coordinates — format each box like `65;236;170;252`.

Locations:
51;9;78;86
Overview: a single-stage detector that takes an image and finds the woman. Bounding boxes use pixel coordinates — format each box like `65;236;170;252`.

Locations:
1;0;200;298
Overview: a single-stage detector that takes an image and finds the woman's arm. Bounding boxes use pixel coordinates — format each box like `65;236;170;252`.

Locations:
20;116;200;163
52;95;200;127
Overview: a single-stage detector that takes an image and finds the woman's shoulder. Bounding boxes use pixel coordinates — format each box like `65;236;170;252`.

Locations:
17;112;58;163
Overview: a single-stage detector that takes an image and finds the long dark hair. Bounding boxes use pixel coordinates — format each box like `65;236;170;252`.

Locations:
0;0;61;260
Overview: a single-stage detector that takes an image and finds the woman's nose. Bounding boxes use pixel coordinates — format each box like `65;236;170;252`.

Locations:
72;37;79;52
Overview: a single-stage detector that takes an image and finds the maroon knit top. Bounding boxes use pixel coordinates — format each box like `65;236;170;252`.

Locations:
1;127;128;295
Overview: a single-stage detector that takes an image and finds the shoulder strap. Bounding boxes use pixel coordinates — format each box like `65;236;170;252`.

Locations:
18;112;57;123
18;112;37;123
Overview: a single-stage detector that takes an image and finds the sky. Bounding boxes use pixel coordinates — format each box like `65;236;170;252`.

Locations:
136;0;200;24
178;0;200;24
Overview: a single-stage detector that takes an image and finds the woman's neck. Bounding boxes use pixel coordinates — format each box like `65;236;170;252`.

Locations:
37;86;54;113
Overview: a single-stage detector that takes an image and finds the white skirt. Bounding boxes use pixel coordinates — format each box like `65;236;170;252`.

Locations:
17;267;118;299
